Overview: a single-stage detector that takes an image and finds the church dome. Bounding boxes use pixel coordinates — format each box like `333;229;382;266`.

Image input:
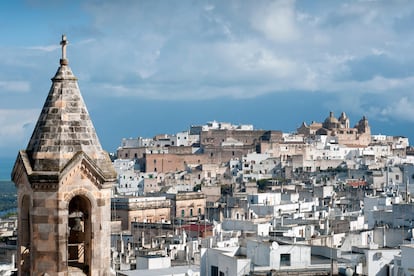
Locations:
323;111;338;129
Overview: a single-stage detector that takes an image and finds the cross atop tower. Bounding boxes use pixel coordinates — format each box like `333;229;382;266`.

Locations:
60;34;68;65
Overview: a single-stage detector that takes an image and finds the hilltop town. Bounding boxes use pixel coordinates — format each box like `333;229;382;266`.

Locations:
106;112;414;275
4;112;414;275
4;35;414;276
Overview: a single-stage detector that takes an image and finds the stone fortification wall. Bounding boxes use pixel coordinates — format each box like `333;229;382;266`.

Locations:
259;141;305;157
145;144;258;173
200;129;267;147
117;147;148;159
145;153;209;173
168;146;194;154
202;145;257;160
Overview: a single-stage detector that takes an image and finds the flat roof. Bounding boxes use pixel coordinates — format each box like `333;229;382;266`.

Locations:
117;265;200;276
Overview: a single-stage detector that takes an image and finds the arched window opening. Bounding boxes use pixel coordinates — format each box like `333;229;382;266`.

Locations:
20;196;31;274
68;195;92;275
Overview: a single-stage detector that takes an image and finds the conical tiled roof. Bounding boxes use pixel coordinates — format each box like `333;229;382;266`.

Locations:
25;35;113;175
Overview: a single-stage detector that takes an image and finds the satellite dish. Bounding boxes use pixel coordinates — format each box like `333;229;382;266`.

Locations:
271;241;279;250
186;269;193;276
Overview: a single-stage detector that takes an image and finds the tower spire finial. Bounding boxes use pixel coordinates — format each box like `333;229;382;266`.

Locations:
60;34;68;65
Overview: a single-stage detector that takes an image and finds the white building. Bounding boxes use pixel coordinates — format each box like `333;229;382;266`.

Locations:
136;255;171;270
221;219;271;237
200;247;250;276
394;244;414;276
114;159;143;196
364;194;402;229
348;246;400;276
247;239;311;271
120;137;156;148
171;131;190;147
248;193;281;206
202;120;253;131
249;197;319;219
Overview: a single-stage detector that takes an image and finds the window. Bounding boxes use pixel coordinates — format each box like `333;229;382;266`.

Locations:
190;209;193;217
181;210;185;218
198;208;202;215
280;254;291;266
211;266;219;276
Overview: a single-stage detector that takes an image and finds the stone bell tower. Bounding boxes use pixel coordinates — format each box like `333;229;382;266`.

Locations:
11;35;116;275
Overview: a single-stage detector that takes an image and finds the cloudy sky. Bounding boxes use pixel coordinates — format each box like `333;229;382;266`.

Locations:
1;0;414;169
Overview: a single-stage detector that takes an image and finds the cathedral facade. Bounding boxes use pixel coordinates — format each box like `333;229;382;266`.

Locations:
297;111;371;147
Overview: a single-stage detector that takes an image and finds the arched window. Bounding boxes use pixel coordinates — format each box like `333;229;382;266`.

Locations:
68;195;92;273
20;196;31;274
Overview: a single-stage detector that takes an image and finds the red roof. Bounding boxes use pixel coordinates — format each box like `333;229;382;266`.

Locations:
180;224;213;232
346;180;367;187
